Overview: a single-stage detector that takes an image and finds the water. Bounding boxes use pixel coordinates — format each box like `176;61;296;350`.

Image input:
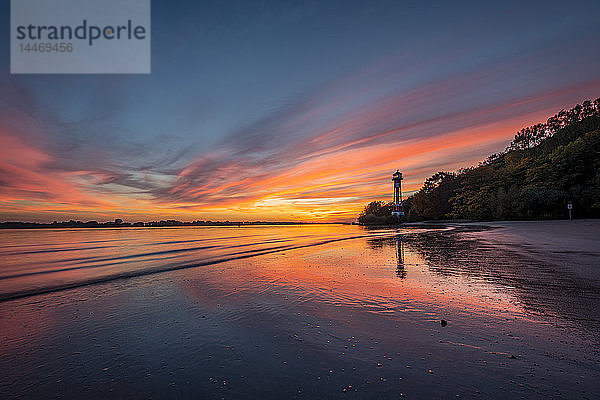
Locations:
1;223;599;399
0;225;390;301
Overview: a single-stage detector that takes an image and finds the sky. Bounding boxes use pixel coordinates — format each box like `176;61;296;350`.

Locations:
1;0;599;222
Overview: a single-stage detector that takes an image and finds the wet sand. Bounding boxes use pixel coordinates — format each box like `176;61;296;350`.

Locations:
469;219;600;278
1;223;599;399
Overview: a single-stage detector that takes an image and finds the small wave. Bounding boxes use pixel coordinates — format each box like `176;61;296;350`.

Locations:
0;233;383;303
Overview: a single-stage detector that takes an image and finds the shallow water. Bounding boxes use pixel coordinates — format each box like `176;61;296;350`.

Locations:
1;224;599;399
0;225;393;301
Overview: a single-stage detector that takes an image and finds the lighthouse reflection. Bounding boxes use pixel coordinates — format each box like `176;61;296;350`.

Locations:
366;234;406;279
396;235;406;279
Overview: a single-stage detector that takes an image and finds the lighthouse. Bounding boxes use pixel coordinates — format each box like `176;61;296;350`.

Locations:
392;170;404;216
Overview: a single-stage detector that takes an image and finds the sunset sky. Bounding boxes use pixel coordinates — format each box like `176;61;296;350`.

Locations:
1;0;600;222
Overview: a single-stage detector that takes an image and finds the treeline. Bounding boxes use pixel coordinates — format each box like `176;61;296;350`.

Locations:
0;219;312;229
359;98;600;223
356;201;399;225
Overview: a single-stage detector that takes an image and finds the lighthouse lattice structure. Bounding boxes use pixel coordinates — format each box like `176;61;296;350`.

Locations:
392;170;404;216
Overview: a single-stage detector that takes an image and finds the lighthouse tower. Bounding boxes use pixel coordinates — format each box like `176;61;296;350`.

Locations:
392;170;404;216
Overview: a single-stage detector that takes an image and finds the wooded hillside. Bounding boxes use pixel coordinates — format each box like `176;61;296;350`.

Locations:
359;98;600;223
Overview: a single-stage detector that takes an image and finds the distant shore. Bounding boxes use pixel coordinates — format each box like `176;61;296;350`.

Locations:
0;220;344;229
6;218;597;229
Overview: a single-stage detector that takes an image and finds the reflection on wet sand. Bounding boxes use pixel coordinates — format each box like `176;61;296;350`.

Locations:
396;236;406;279
364;223;600;335
399;225;600;334
367;234;406;279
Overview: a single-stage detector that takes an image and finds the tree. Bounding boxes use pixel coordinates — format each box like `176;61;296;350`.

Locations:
400;98;600;221
357;201;399;225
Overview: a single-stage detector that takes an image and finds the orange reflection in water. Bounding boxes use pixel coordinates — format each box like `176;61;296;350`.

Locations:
177;227;525;323
1;225;526;331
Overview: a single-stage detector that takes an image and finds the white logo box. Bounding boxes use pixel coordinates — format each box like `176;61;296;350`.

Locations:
11;0;150;74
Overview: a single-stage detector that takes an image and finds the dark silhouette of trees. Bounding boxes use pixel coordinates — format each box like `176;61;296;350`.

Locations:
509;98;600;151
357;201;399;225
409;172;458;220
359;98;600;223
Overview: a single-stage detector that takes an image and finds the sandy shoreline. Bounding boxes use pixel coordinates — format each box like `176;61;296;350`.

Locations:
453;220;600;283
408;219;600;264
465;219;600;252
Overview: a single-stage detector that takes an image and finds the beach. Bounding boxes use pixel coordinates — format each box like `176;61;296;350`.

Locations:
1;222;599;399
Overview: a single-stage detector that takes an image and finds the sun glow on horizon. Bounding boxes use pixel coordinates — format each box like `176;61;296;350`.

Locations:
1;95;594;223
